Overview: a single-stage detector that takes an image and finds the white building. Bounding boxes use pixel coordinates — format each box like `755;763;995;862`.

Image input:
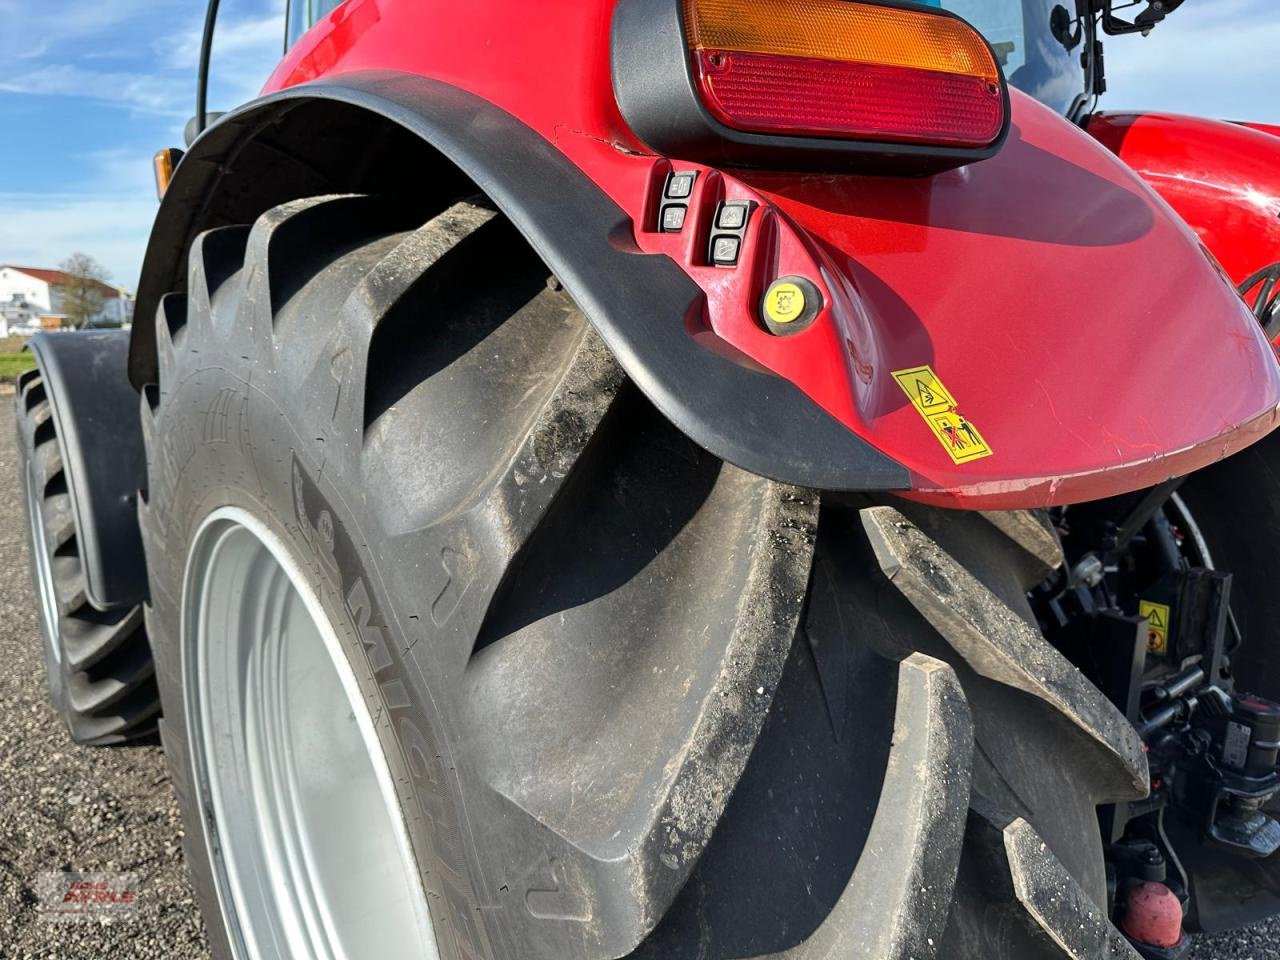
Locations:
0;265;135;332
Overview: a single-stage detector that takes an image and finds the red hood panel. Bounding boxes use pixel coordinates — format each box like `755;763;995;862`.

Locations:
735;93;1280;507
1089;111;1280;289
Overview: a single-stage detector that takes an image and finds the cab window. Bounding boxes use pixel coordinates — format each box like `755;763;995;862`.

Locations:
286;0;348;48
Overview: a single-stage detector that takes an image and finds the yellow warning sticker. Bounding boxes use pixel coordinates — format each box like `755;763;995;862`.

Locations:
892;365;992;464
1139;600;1171;655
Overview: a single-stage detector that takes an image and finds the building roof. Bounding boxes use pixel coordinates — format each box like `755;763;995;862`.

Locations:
0;265;121;299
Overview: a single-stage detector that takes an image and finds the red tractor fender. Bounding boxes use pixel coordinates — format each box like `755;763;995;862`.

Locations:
1088;111;1280;287
133;0;1280;510
129;75;908;497
1236;121;1280;140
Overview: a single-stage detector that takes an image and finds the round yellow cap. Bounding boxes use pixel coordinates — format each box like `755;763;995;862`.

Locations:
764;281;806;324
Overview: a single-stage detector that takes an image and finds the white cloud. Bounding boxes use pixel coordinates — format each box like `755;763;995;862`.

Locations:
0;1;282;119
79;147;167;198
158;13;283;68
0;0;285;290
0;194;155;288
0;64;187;117
0;0;164;55
15;41;49;60
175;13;286;109
0;145;163;287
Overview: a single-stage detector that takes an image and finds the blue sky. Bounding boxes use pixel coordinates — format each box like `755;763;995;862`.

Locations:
0;0;1276;289
0;0;285;285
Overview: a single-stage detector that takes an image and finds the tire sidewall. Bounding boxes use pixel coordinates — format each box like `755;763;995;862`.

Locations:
143;353;495;960
15;395;70;715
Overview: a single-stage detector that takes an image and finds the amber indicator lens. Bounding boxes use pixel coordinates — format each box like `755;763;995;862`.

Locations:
152;147;183;200
684;0;1005;147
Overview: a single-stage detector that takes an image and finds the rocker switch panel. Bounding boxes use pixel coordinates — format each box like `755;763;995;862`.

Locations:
709;201;753;267
665;172;695;198
659;171;697;233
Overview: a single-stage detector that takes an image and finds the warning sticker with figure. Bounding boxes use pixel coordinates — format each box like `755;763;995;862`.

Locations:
1139;600;1171;655
891;365;992;464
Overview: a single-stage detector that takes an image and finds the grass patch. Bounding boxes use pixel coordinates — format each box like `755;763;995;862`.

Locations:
0;336;32;354
0;352;37;382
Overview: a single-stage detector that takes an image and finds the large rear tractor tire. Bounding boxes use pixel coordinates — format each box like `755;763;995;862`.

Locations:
141;194;1149;959
15;368;158;744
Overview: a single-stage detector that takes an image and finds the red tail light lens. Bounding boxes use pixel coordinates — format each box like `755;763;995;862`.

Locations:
610;0;1010;171
693;49;1002;146
685;0;1005;148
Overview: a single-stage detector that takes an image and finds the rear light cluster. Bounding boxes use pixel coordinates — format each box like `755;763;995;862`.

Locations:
611;0;1011;172
685;0;1005;148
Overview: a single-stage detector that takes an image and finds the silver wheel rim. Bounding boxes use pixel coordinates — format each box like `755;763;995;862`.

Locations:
183;507;438;960
26;460;61;662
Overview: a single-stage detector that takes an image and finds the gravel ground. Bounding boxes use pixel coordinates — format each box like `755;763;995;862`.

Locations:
0;397;208;959
0;395;1276;958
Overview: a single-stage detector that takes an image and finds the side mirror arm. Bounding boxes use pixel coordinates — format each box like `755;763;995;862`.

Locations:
195;0;222;139
1094;0;1185;37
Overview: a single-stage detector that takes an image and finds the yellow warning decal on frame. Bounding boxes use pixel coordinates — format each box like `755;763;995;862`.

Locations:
891;365;992;464
1139;600;1171;655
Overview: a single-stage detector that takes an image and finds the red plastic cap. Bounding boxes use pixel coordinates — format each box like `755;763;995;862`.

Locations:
1121;881;1184;949
694;50;1004;147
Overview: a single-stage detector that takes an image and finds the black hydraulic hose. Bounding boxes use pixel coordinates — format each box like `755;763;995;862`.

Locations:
1148;511;1183;576
1109;477;1184;559
196;0;221;137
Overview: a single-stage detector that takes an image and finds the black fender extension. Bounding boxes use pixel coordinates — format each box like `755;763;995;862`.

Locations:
28;330;149;609
129;71;909;493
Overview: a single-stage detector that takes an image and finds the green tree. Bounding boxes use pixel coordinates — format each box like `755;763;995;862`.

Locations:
55;253;110;329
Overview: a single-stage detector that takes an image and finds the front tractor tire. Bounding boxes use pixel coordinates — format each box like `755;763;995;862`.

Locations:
142;194;1150;960
15;368;158;744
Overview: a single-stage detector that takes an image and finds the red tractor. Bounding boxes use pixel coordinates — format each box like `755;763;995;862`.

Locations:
15;0;1280;957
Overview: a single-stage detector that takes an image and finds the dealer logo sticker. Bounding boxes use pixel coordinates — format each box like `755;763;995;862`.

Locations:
892;365;993;464
37;871;139;923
